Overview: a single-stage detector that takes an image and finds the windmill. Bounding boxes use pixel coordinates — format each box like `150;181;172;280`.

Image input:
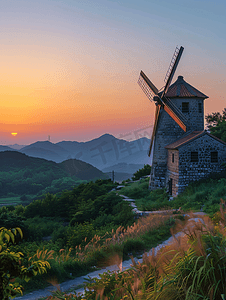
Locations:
138;46;187;157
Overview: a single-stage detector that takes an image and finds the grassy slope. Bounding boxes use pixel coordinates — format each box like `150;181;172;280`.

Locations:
116;176;226;215
43;176;226;300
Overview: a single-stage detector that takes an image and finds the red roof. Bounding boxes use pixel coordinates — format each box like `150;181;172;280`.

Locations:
165;131;226;149
160;76;208;99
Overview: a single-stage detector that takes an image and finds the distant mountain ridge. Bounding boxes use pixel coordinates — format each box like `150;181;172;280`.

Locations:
0;151;108;198
0;151;107;181
0;145;15;152
2;133;152;170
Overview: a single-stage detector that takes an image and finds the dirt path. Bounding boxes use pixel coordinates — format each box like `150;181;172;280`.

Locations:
15;234;179;300
15;191;205;300
118;194;177;215
15;212;206;300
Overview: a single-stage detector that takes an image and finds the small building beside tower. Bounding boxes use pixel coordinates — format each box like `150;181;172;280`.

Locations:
165;131;226;197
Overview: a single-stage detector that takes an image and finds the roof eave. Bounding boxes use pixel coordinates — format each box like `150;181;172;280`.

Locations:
165;131;205;149
166;95;209;99
166;131;226;150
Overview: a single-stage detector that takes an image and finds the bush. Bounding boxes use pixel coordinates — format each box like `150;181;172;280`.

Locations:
0;227;50;300
123;238;146;255
132;164;151;181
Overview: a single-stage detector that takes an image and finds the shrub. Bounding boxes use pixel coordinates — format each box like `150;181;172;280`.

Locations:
0;227;50;300
123;238;146;255
132;164;151;181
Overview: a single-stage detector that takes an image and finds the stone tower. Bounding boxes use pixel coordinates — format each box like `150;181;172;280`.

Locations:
149;75;208;190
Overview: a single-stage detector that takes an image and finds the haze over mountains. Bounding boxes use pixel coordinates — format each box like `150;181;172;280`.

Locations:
2;134;151;172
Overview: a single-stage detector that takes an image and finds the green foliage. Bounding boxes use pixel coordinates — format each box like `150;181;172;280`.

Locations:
132;164;151;181
172;177;226;214
121;175;226;214
206;108;226;142
0;151;107;201
0;210;30;240
118;179;149;198
123;239;146;255
23;180;124;222
137;189;170;211
24;217;64;241
0;178;179;296
119;180;170;211
44;210;226;300
67;223;95;248
0;227;50;300
151;231;226;299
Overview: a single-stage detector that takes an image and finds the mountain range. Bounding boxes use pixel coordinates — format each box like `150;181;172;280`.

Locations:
2;134;151;171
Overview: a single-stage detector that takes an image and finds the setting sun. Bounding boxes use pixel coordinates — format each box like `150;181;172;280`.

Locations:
11;133;18;136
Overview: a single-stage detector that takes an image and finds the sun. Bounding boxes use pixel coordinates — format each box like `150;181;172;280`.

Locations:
11;133;18;136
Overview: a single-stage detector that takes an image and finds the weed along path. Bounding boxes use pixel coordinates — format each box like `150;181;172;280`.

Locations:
16;210;206;300
15;238;175;300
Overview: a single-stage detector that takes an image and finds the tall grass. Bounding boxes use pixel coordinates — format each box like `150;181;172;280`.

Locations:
19;213;174;294
47;201;226;299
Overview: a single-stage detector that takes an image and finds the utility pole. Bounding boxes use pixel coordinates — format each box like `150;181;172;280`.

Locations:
112;170;114;183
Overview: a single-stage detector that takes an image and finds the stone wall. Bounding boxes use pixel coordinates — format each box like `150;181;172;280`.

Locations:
172;98;204;132
177;134;226;194
166;149;179;196
149;97;205;190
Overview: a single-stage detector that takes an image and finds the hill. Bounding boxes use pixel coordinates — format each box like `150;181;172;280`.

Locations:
0;145;15;152
59;158;108;180
0;151;108;200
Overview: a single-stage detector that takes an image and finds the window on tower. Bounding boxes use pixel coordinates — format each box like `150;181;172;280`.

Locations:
191;152;198;162
198;103;202;113
182;102;189;113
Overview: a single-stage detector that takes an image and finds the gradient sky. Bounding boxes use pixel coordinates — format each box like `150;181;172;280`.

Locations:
0;0;225;145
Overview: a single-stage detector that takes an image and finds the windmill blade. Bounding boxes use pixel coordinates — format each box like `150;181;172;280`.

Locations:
163;99;187;131
138;70;159;101
148;104;161;157
148;97;187;156
162;46;184;97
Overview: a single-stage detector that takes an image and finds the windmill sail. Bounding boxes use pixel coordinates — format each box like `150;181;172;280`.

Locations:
138;46;186;157
162;46;184;97
138;71;158;101
148;104;161;156
148;99;187;156
163;98;187;131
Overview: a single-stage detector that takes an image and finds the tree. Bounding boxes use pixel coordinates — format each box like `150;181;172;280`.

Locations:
205;108;226;142
132;164;151;181
20;194;28;202
0;227;50;300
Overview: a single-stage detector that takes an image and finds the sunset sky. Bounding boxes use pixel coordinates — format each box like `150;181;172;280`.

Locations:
0;0;225;145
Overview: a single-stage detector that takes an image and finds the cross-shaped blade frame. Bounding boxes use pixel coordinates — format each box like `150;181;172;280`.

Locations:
138;70;159;101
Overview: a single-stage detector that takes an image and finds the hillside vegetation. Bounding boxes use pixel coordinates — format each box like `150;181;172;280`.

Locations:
118;172;226;215
2;137;226;298
0;151;108;204
52;207;226;300
0;178;177;297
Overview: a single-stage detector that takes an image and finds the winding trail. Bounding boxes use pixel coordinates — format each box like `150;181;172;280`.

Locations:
15;194;205;300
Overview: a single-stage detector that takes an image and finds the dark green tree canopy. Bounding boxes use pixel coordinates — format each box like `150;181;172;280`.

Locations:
132;164;151;181
205;109;226;142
